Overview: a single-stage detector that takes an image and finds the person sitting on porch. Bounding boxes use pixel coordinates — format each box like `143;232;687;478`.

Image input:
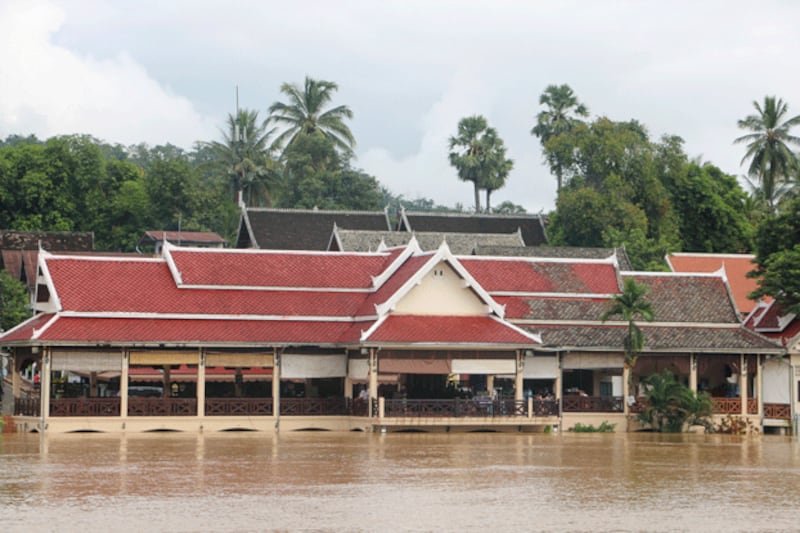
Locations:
358;387;369;401
726;363;739;397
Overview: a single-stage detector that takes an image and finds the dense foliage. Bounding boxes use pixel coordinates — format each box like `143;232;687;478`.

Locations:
638;370;712;433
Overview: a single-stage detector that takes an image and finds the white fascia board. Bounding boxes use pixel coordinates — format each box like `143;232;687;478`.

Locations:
32;313;59;340
457;254;616;265
161;241;183;285
510;319;743;329
360;314;388;341
179;284;373;293
370;238;423;289
58;311;379;322
489;314;542;344
624;270;724;279
36;251;61;313
488;291;616;299
669;252;756;259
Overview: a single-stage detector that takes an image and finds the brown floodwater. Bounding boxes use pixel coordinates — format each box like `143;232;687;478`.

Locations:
1;431;799;532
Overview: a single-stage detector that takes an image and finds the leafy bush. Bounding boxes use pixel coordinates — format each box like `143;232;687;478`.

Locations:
570;421;616;433
711;415;760;435
638;370;712;432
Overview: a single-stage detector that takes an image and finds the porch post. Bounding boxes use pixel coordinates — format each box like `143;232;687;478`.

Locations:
486;375;495;396
689;353;697;393
120;349;129;418
756;355;763;417
11;353;20;402
740;353;747;416
514;350;524;402
622;365;630;416
368;348;378;404
272;348;281;423
554;353;562;400
196;348;205;418
40;348;50;430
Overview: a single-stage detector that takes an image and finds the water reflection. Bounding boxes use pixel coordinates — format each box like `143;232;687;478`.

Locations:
1;432;799;532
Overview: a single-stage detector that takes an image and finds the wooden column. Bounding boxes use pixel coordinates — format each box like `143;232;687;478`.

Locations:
12;354;20;400
756;355;763;417
554;353;562;399
622;365;630;416
689;353;697;393
486;375;495;396
40;348;51;430
272;349;281;422
514;350;524;401
196;349;205;418
120;349;129;418
368;348;378;416
740;353;747;416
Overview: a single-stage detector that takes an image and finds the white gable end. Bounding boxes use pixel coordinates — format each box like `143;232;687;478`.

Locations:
393;261;488;316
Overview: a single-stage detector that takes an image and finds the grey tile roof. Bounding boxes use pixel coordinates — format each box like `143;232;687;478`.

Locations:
398;210;548;246
331;229;525;254
513;297;613;321
623;273;739;324
473;245;633;271
526;324;783;352
0;231;94;251
236;208;392;250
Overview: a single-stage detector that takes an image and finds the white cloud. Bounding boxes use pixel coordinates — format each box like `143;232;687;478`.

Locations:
0;0;215;147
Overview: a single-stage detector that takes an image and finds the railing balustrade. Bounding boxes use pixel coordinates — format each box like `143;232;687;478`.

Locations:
205;398;273;416
562;396;623;413
128;398;197;416
50;398;120;417
382;398;558;418
14;397;40;417
279;397;350;416
763;403;791;420
711;397;741;414
747;398;758;415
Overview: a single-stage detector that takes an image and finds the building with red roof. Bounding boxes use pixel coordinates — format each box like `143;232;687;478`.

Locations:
1;238;786;434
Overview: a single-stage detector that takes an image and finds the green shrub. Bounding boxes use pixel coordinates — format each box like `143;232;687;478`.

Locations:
570;421;616;433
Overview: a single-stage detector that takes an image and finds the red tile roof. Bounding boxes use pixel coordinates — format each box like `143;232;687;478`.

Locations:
169;249;394;289
36;317;354;344
460;258;619;294
666;253;768;315
365;315;537;345
46;257;367;316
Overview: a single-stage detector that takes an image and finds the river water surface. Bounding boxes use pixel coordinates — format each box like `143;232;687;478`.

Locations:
1;431;799;532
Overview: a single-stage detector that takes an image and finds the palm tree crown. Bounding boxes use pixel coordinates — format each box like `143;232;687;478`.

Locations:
267;76;356;157
448;115;512;213
600;277;655;368
204;109;278;206
531;84;589;191
735;96;800;211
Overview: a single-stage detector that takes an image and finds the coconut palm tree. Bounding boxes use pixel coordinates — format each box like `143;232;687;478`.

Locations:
600;278;655;391
204;109;278;206
531;84;589;191
449;115;512;213
267;76;356;158
735;96;800;212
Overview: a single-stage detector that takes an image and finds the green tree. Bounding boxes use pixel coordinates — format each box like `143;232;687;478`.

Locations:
735;96;800;212
531;83;589;191
203;109;280;206
448;115;512;213
267;76;356;157
0;270;30;331
600;278;655;390
638;370;712;432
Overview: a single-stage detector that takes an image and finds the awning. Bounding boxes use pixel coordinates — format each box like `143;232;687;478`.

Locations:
51;350;122;372
348;359;369;380
205;352;274;367
451;359;515;375
281;354;347;379
129;350;198;365
562;352;624;369
379;358;451;374
523;355;558;379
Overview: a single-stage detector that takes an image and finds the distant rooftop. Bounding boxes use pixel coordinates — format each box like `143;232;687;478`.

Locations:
329;228;525;254
397;209;548;246
472;245;633;271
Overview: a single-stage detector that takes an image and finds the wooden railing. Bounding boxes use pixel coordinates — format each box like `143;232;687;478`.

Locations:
279;397;350;416
50;398;120;417
712;397;741;414
14;397;40;417
205;398;273;416
382;398;558;418
562;396;623;413
747;398;758;415
764;403;791;420
351;398;369;417
128;398;197;416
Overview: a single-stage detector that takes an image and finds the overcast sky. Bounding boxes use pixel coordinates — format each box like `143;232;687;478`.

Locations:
1;0;799;213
